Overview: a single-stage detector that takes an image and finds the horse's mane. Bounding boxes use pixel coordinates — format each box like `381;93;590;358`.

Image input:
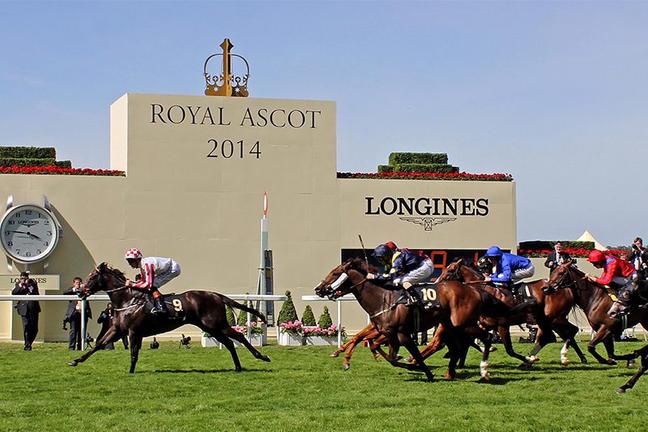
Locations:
345;257;379;274
99;262;127;282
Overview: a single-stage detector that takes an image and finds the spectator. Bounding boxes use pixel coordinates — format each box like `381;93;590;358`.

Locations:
11;271;41;350
63;277;92;350
96;303;128;350
628;237;648;278
544;242;572;274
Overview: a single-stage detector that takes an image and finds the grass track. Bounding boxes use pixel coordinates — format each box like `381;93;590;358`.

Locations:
0;340;647;431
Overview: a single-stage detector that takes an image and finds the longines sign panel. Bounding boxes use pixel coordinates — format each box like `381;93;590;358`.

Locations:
365;196;490;231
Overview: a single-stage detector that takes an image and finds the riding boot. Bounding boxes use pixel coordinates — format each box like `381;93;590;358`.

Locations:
608;301;628;318
151;297;169;315
405;288;423;307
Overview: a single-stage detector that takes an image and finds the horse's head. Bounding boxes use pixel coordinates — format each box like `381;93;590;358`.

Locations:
437;258;465;282
546;259;578;291
83;262;126;296
314;258;367;300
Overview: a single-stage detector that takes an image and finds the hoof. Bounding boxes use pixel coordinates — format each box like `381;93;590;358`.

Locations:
627;360;635;369
606;359;618;366
560;359;571;367
426;374;435;382
343;364;350;371
234;367;243;372
68;360;78;367
580;358;588;364
260;355;271;362
330;352;340;358
616;387;627;394
443;372;455;381
478;376;491;383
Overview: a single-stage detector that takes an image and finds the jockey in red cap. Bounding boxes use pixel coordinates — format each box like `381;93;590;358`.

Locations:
586;249;637;316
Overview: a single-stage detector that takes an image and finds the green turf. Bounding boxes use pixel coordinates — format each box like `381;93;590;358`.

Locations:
0;340;646;432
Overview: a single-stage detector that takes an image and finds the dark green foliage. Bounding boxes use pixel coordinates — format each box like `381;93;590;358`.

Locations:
0;158;56;167
391;163;458;173
301;305;316;326
519;240;595;250
277;290;299;324
389;152;448;165
377;165;394;173
54;160;72;168
317;306;333;328
236;302;256;325
225;306;236;326
0;146;56;159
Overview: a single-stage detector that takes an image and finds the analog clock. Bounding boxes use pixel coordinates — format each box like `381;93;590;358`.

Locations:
0;204;60;264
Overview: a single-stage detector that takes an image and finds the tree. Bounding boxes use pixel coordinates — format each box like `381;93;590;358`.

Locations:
301;305;316;326
277;290;299;324
225;306;236;326
318;306;333;329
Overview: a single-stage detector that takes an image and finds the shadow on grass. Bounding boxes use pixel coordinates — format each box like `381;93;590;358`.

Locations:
152;368;274;374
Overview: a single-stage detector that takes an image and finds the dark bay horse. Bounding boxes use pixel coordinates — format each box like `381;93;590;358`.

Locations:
547;261;648;365
68;263;271;373
315;258;492;381
431;259;587;366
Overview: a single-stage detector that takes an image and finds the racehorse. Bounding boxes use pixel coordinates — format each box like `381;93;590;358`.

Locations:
329;323;386;370
547;261;648;365
315;258;492;381
68;262;271;373
430;258;587;366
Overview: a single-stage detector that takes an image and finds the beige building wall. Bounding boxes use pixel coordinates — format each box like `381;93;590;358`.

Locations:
0;93;518;341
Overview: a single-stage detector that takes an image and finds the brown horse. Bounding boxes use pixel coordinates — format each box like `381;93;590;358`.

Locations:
315;258;492;381
431;258;587;366
329;323;387;370
68;263;271;373
547;261;648;365
614;345;648;393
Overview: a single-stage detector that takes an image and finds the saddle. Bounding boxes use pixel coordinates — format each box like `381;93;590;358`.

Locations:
395;283;441;310
143;293;185;320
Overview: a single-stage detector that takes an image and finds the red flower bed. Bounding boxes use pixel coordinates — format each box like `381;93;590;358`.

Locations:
0;165;124;176
337;172;513;181
519;247;628;259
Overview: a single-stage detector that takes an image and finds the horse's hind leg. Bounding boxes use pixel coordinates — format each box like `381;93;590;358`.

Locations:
211;333;243;372
588;326;616;365
223;327;271;363
68;325;122;367
399;333;434;381
617;345;648;393
129;334;143;374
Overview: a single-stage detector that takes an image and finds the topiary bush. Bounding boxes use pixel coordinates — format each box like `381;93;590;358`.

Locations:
0;158;57;167
392;163;458;173
389;152;448;165
301;305;316;326
318;306;333;329
277;290;299;324
0;146;56;159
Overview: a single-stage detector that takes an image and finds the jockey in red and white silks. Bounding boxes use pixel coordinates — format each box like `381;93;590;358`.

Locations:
124;248;181;315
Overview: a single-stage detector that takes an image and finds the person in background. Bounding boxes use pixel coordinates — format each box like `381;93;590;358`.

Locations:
544;242;572;274
63;277;92;350
628;237;648;279
11;271;41;351
96;303;129;350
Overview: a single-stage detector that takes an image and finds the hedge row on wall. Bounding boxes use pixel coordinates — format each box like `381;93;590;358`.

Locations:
388;152;448;165
0;147;56;159
378;163;459;173
0;158;71;168
518;240;596;250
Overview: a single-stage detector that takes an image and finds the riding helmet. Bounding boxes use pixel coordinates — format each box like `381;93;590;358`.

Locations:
485;246;503;257
587;249;606;264
372;244;394;260
125;248;143;260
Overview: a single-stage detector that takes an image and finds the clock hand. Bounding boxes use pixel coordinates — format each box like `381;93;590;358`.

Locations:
9;230;30;235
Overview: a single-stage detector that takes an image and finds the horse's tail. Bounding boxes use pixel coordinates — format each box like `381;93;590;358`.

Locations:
219;295;268;324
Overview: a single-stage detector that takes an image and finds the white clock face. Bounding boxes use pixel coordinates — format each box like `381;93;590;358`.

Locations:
0;204;59;263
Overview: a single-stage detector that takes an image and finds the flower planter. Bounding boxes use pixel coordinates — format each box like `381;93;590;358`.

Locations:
278;329;304;346
201;333;264;348
304;335;337;346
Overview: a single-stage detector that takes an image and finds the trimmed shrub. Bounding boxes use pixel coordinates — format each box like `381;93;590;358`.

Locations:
277;290;299;324
318;306;333;329
301;305;316;326
518;241;595;250
377;165;394;173
392;163;458;173
389;152;448;165
237;304;250;326
0;158;57;167
54;160;72;168
0;147;56;159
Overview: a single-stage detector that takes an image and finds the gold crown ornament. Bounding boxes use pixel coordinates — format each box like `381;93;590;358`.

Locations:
204;38;250;97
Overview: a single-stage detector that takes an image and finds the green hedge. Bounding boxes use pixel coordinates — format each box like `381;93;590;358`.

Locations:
518;241;595;250
0;158;57;167
377;165;394;173
54;160;72;168
389;152;448;165
0;147;56;159
392;163;458;173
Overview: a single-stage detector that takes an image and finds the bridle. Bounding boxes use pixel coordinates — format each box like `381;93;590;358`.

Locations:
550;265;586;291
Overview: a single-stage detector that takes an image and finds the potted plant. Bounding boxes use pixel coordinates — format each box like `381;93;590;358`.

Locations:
303;306;344;346
277;290;304;346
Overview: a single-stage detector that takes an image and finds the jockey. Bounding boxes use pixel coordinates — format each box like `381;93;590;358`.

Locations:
586;249;637;317
123;248;181;316
367;242;434;306
481;246;535;308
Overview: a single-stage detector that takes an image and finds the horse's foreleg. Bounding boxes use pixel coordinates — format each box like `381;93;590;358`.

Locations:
129;334;143;374
341;331;376;370
223;327;271;363
496;327;531;366
400;333;434;381
588;326;616;365
68;325;122;367
332;325;370;358
617;346;648;393
478;333;492;381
